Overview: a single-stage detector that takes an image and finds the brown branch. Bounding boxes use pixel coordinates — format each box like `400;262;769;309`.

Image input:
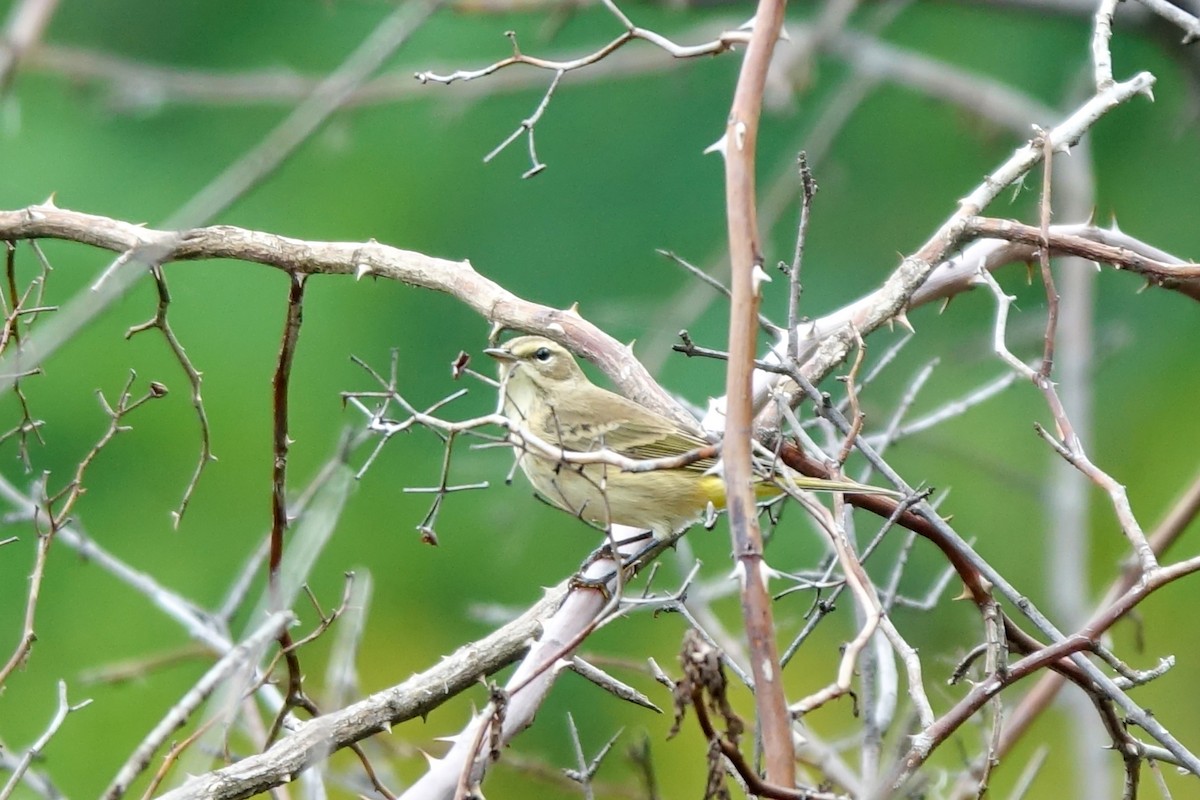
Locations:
785;153;816;364
1036;131;1059;384
673;630;845;800
0;204;697;430
154;582;562;800
963;215;1200;299
414;4;747;84
124;267;216;526
762;69;1156;403
0;374;166;687
887;549;1200;791
266;274;312;744
950;467;1200;797
720;0;791;787
100;611;296;800
0;241;50;469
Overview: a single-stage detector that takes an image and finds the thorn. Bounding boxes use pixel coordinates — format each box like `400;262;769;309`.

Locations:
759;560;781;591
703;133;727;157
355;262;373;280
751;262;772;295
564;301;581;317
1139;84;1155;102
547;321;565;335
624;339;637;353
41;193;58;209
939;296;953;315
893;309;915;333
1108;215;1124;235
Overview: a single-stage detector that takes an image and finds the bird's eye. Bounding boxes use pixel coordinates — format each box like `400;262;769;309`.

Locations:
534;347;552;362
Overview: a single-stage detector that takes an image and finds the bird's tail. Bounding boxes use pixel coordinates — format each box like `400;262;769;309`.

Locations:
758;471;901;499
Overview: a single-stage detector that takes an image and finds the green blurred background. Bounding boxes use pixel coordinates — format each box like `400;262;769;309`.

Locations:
0;1;1198;797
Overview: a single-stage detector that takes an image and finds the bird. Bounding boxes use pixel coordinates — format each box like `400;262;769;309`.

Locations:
485;335;895;539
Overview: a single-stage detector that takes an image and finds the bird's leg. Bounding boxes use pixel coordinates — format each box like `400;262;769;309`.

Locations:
569;542;619;600
568;528;655;598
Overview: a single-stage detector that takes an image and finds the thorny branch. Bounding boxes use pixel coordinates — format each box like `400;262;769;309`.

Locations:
0;680;90;800
2;188;1190;796
4;2;1200;798
0;372;167;688
717;0;798;785
414;2;749;85
100;611;297;800
266;274;316;742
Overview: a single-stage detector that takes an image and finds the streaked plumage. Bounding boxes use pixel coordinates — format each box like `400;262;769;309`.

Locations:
486;336;892;538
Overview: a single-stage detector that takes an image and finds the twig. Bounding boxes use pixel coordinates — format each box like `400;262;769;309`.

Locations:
745;69;1157;419
100;611;296;800
0;680;91;800
0;374;166;687
786;152;817;364
414;6;748;85
0;0;441;410
483;65;562;176
949;467;1200;798
125;266;215;526
977;269;1158;574
657;249;777;336
1135;0;1200;43
266;273;311;743
716;0;792;785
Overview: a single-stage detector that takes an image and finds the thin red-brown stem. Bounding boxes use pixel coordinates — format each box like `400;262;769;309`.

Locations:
949;468;1200;796
266;273;313;743
721;0;791;786
1037;133;1058;384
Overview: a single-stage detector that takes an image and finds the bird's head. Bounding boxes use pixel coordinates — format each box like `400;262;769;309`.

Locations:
484;336;585;396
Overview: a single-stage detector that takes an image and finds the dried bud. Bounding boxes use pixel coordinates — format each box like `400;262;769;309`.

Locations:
451;351;470;380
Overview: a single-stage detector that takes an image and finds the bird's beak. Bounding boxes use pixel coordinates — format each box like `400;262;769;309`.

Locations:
484;347;516;362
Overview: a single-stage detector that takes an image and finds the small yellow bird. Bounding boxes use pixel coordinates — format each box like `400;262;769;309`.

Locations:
486;336;894;539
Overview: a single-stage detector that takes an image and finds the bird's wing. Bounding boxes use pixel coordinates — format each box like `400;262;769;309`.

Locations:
543;386;717;472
